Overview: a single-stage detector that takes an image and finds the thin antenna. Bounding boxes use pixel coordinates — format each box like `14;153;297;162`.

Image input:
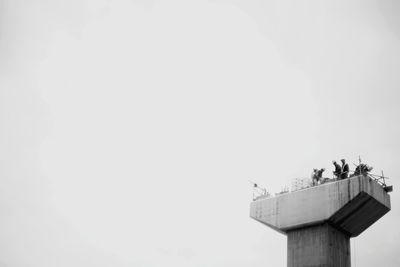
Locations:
248;180;258;188
248;180;257;200
249;180;269;200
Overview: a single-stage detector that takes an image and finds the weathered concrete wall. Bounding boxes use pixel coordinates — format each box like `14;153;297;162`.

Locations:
250;175;390;236
251;175;392;267
287;223;350;267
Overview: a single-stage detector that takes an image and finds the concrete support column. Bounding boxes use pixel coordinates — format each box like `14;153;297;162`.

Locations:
287;223;351;267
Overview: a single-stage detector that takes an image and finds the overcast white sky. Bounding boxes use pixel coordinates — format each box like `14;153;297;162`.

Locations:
1;0;400;266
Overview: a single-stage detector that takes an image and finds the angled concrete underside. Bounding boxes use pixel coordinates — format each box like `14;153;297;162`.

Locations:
250;175;391;237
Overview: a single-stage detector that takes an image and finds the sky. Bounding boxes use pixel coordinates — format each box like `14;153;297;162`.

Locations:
0;0;399;266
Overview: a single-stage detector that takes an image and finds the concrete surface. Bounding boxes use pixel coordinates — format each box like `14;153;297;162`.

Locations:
287;223;350;267
250;175;391;237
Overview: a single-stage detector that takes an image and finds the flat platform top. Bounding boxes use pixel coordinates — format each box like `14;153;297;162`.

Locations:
250;175;391;236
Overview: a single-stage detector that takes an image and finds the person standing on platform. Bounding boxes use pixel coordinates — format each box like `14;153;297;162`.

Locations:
341;159;349;179
333;160;342;179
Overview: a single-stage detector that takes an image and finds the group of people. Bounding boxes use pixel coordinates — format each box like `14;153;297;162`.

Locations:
311;158;374;186
333;159;349;180
353;163;373;176
311;159;353;186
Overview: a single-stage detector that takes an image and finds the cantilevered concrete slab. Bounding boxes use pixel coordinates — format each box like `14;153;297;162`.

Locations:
250;175;390;237
250;175;391;267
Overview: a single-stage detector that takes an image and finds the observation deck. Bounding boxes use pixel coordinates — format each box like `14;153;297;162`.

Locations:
250;175;391;237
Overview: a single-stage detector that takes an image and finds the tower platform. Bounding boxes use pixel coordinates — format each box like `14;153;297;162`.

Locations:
250;175;391;267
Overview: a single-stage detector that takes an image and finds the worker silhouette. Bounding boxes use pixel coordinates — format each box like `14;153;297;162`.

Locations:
312;168;325;185
341;159;349;179
333;160;342;179
354;163;373;176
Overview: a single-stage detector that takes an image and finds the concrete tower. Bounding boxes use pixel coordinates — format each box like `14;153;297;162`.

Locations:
250;175;391;267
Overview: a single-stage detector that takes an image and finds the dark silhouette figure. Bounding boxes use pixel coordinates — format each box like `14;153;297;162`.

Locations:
311;169;318;185
341;159;349;179
312;168;325;185
317;168;325;180
354;163;373;176
333;161;342;179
